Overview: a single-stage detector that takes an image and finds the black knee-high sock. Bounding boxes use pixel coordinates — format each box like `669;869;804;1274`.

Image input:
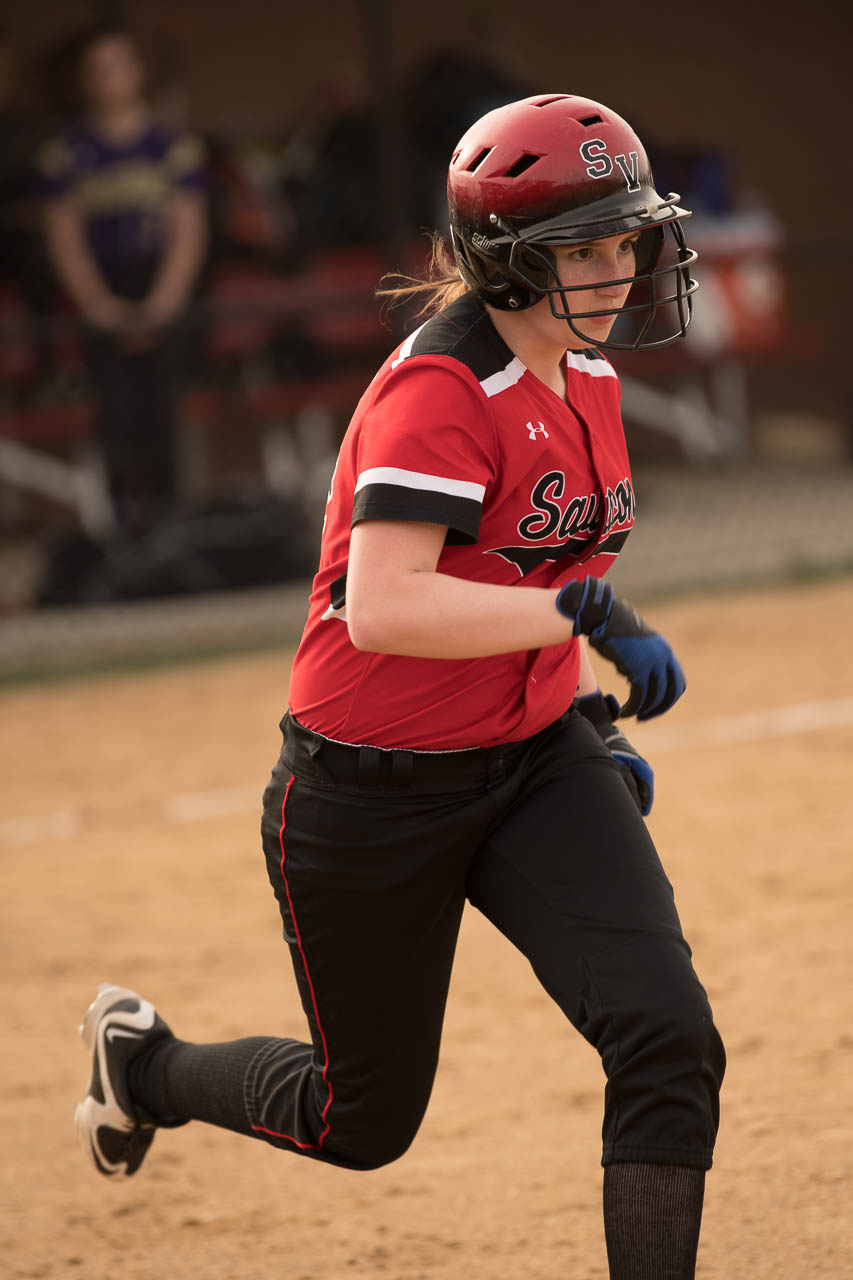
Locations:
126;1036;279;1135
603;1162;707;1280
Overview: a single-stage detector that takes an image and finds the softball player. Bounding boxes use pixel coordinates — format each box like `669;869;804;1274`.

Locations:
77;94;725;1280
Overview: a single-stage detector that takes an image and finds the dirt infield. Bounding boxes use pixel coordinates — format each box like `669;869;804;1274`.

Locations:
3;577;852;1279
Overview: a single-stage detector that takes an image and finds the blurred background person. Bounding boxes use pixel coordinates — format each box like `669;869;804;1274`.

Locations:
35;21;207;529
401;44;528;233
281;61;384;252
0;26;53;389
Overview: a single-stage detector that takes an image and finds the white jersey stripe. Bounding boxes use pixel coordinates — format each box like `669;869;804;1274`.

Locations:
391;326;528;401
390;323;428;369
565;351;618;378
354;467;486;502
480;356;526;398
321;602;348;622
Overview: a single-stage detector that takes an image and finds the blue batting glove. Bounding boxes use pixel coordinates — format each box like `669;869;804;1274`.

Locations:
556;577;686;721
576;690;655;815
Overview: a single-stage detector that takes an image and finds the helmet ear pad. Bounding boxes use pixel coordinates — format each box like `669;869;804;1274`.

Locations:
635;225;665;274
451;228;543;311
507;241;557;295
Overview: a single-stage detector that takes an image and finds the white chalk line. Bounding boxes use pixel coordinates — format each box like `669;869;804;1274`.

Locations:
0;810;80;845
635;695;853;752
163;784;260;823
4;696;853;847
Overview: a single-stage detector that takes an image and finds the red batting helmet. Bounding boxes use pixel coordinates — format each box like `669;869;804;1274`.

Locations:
447;93;698;350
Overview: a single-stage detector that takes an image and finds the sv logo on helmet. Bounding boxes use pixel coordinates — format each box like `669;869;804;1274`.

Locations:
579;139;641;193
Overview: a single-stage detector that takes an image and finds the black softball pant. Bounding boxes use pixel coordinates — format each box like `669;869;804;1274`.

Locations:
246;710;725;1171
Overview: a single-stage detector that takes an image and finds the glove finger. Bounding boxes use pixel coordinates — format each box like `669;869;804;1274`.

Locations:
622;667;656;720
635;773;653;816
638;659;687;721
612;753;654;816
637;665;670;721
630;756;654;815
603;692;622;721
620;683;642;719
616;761;645;813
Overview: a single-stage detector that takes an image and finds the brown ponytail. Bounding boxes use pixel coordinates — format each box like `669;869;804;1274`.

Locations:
377;231;471;320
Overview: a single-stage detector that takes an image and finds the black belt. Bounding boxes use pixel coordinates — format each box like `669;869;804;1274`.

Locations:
281;710;573;791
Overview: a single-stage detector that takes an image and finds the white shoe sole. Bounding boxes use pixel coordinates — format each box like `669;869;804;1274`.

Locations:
75;982;158;1177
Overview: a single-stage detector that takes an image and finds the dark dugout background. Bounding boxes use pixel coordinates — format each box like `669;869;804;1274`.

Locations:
7;0;850;426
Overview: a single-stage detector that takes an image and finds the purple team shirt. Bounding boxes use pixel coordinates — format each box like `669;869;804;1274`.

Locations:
36;122;205;267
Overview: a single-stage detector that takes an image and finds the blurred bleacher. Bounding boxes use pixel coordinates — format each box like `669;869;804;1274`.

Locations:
2;217;851;682
2;455;852;682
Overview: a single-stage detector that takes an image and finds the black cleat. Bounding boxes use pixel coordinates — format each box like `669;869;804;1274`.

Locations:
75;982;171;1177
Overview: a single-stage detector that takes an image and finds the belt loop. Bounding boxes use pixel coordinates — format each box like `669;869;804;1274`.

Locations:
299;729;331;784
486;748;506;785
358;744;383;786
391;750;414;788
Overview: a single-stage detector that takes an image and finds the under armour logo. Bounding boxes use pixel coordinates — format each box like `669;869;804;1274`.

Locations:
526;421;549;440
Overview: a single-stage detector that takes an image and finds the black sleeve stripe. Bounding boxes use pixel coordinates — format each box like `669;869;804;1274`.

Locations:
352;483;482;543
329;573;348;610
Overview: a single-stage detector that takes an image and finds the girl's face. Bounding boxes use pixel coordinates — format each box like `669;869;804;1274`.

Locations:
80;35;146;111
526;230;639;350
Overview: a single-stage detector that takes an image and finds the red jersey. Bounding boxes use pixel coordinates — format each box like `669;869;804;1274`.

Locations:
288;294;635;749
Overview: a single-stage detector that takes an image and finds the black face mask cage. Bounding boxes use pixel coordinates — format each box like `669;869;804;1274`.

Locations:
508;219;698;351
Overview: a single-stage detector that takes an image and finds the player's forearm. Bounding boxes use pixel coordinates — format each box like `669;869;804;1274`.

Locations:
43;200;115;316
347;568;575;659
146;194;207;314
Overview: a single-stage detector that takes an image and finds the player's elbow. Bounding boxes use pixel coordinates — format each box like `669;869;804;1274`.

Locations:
347;613;378;653
346;601;395;654
346;569;427;655
347;593;420;654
